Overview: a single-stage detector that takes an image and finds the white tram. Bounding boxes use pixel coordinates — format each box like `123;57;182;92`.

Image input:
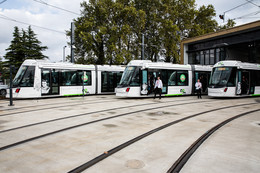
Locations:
116;60;212;97
208;61;260;97
7;59;125;98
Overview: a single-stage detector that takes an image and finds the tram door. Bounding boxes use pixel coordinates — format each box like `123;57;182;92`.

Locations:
41;69;60;95
195;71;210;94
237;70;254;95
101;71;122;92
140;69;167;95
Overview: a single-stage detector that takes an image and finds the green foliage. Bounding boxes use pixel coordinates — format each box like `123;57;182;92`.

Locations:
72;0;235;64
218;19;236;30
188;4;218;37
4;26;48;71
73;0;145;65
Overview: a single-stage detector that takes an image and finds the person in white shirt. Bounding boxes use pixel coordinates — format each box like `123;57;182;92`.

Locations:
154;76;163;99
195;79;202;99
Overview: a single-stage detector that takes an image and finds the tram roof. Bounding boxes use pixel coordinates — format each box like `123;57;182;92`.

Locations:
128;60;191;70
213;61;260;70
21;59;125;71
127;60;212;71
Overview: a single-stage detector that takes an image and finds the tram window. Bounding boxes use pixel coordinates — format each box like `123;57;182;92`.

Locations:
130;68;140;86
20;66;35;87
177;71;188;86
255;70;260;86
227;68;236;87
109;72;114;86
168;70;176;86
210;67;235;87
116;72;123;85
78;71;91;85
13;66;28;87
61;70;77;86
119;66;136;86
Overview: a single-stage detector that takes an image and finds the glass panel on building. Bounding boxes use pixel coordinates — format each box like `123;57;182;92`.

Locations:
210;49;215;65
188;53;193;64
205;50;210;65
195;52;200;64
200;51;204;65
216;48;220;63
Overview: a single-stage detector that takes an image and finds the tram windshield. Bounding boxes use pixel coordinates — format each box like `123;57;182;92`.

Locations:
119;66;140;86
209;67;236;87
13;66;35;87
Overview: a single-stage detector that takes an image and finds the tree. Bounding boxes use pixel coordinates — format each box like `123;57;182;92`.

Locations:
188;5;218;37
218;19;236;30
72;0;235;64
73;0;145;65
4;26;24;69
25;26;48;60
4;26;48;70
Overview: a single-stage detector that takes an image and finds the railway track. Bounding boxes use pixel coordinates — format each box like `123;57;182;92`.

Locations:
0;98;196;133
0;98;118;117
0;96;115;111
0;99;211;151
167;109;260;173
66;103;259;173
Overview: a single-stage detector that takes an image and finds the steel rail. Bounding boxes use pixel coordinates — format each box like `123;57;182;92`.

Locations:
68;103;258;173
0;99;191;133
0;99;120;117
167;108;260;173
0;96;115;111
0;100;207;151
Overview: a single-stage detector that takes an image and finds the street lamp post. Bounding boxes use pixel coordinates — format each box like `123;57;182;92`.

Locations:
63;46;67;62
142;33;144;60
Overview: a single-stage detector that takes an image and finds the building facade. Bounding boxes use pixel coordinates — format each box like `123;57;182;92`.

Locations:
180;20;260;65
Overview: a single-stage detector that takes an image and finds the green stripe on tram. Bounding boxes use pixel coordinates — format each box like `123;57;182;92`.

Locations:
64;94;85;96
252;94;260;96
165;94;183;97
64;89;88;96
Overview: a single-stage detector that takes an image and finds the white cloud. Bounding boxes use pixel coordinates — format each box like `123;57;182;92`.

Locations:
0;0;259;63
0;0;82;62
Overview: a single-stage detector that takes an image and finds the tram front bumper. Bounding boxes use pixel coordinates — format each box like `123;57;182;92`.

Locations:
115;87;129;97
208;87;235;97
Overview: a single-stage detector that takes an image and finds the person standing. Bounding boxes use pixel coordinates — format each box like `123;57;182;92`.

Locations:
154;76;163;99
195;79;202;99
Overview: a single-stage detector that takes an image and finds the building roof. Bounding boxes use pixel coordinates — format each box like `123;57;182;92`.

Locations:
181;20;260;44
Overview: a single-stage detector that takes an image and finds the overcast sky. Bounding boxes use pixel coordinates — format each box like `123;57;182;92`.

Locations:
0;0;259;63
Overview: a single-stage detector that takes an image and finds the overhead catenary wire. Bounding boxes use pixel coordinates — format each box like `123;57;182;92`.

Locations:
246;0;260;7
0;0;7;5
232;9;260;20
32;0;80;16
219;0;260;22
223;0;253;14
0;14;66;34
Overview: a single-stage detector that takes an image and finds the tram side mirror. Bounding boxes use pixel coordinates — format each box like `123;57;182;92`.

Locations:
236;82;241;95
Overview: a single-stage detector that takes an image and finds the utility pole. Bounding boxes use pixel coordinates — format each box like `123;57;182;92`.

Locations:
9;65;14;106
71;22;75;63
63;46;67;62
142;33;144;60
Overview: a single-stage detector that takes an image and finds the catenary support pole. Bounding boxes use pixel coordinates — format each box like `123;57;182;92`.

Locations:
9;65;14;106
